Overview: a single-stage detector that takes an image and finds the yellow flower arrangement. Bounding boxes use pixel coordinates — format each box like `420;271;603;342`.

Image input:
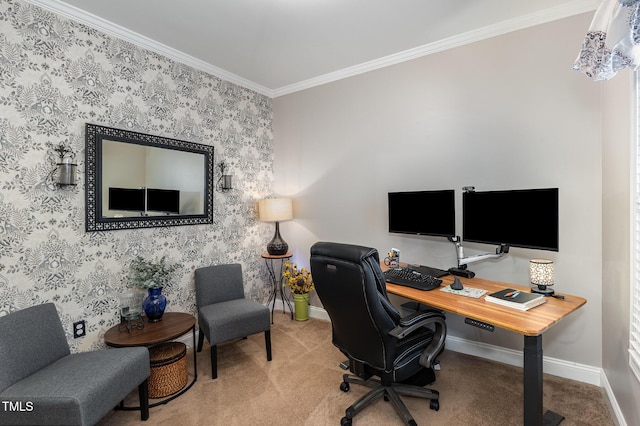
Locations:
282;261;315;294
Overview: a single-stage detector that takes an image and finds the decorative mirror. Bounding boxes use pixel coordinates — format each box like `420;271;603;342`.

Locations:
85;123;214;231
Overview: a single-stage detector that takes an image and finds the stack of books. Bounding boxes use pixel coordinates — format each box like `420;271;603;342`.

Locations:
485;288;546;311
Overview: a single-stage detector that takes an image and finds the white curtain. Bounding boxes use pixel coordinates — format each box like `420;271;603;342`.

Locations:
573;0;640;80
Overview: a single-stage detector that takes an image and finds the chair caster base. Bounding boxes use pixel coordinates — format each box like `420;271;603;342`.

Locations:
430;399;439;411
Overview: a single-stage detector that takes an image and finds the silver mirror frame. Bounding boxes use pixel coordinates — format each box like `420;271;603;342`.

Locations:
85;123;214;231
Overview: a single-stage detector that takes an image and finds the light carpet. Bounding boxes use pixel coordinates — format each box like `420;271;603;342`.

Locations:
99;313;615;426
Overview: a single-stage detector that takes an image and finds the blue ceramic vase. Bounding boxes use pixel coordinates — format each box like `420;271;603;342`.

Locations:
143;287;166;322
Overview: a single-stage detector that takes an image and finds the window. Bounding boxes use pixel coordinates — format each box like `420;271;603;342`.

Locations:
631;72;640;382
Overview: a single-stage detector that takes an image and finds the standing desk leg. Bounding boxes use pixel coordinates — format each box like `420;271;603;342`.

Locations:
523;335;543;426
523;335;564;426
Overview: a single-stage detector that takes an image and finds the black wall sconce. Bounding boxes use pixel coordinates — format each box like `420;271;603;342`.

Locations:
217;162;233;192
49;143;77;187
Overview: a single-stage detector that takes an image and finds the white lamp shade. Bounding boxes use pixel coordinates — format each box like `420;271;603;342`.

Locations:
258;198;293;222
530;259;554;286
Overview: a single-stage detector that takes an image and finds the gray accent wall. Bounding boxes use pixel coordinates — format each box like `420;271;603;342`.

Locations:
274;10;639;424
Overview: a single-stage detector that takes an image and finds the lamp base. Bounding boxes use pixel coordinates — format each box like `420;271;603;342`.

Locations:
266;221;288;256
531;285;554;296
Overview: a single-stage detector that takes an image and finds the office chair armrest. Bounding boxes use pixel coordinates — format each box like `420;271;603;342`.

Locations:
390;310;447;368
396;309;445;331
418;318;446;368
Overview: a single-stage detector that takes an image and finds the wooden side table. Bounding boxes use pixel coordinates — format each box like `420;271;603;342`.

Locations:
262;252;293;323
104;312;197;408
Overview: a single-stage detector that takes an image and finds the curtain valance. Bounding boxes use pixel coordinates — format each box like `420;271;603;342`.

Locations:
573;0;640;80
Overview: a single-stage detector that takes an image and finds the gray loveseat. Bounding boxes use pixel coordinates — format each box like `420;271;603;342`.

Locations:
0;303;150;425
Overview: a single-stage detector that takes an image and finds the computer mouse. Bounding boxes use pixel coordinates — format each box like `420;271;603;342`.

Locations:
451;277;464;291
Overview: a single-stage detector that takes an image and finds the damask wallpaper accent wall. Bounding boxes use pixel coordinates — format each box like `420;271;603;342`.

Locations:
0;0;275;351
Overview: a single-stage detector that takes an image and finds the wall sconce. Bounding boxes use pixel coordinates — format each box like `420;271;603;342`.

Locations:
50;143;77;187
217;162;232;192
258;198;293;255
530;259;554;295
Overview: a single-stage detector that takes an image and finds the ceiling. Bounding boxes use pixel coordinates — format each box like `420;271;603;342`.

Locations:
28;0;597;97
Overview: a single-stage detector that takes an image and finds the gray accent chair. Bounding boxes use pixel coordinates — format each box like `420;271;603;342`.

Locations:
0;303;150;426
195;263;272;379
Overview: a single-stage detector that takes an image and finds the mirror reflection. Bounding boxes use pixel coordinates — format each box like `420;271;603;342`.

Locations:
102;140;205;218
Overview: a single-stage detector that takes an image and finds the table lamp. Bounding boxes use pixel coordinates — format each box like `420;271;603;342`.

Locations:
530;259;554;295
258;198;293;255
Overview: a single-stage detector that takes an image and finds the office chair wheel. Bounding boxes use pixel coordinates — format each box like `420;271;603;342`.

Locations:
340;382;350;392
340;416;352;426
430;399;440;411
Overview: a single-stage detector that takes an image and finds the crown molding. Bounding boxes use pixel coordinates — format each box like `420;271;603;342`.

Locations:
25;0;597;99
23;0;274;97
272;0;598;97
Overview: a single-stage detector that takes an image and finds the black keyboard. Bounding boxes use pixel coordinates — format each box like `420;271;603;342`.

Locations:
383;268;443;291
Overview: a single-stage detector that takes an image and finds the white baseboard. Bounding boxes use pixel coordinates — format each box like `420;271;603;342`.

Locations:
184;301;625;425
295;301;601;385
193;301;606;385
297;303;625;423
443;335;602;386
183;308;604;385
600;367;627;426
267;297;332;321
309;304;331;321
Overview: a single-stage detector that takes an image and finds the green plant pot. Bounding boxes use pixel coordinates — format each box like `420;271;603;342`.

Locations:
293;293;310;321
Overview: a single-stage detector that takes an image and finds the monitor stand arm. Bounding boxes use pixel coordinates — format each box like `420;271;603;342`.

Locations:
447;236;509;278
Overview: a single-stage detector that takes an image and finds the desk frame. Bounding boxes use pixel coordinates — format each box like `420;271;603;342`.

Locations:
384;267;586;426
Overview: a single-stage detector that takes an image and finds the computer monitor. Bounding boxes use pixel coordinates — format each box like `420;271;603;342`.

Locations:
146;188;180;214
108;187;145;212
388;190;456;238
462;188;559;251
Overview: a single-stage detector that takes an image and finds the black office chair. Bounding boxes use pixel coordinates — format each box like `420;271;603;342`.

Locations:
310;242;446;426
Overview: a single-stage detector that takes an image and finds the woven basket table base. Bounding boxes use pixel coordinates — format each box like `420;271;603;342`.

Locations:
148;342;188;398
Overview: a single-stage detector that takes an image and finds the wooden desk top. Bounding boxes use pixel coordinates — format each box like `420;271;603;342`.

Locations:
384;268;586;337
104;312;196;347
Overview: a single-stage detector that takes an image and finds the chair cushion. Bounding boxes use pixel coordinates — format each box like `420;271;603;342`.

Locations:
0;347;149;426
198;299;270;345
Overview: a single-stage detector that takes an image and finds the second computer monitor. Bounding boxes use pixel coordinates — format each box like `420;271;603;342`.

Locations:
388;190;456;238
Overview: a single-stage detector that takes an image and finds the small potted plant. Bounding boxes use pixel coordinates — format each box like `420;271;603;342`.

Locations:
282;261;314;321
129;255;177;322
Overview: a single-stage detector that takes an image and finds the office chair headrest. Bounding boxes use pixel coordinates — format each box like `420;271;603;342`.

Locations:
311;241;380;264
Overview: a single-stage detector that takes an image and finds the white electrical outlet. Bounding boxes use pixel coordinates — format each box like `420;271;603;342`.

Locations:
73;320;86;338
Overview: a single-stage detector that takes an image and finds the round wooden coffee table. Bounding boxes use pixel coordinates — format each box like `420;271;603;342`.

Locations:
104;312;197;407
